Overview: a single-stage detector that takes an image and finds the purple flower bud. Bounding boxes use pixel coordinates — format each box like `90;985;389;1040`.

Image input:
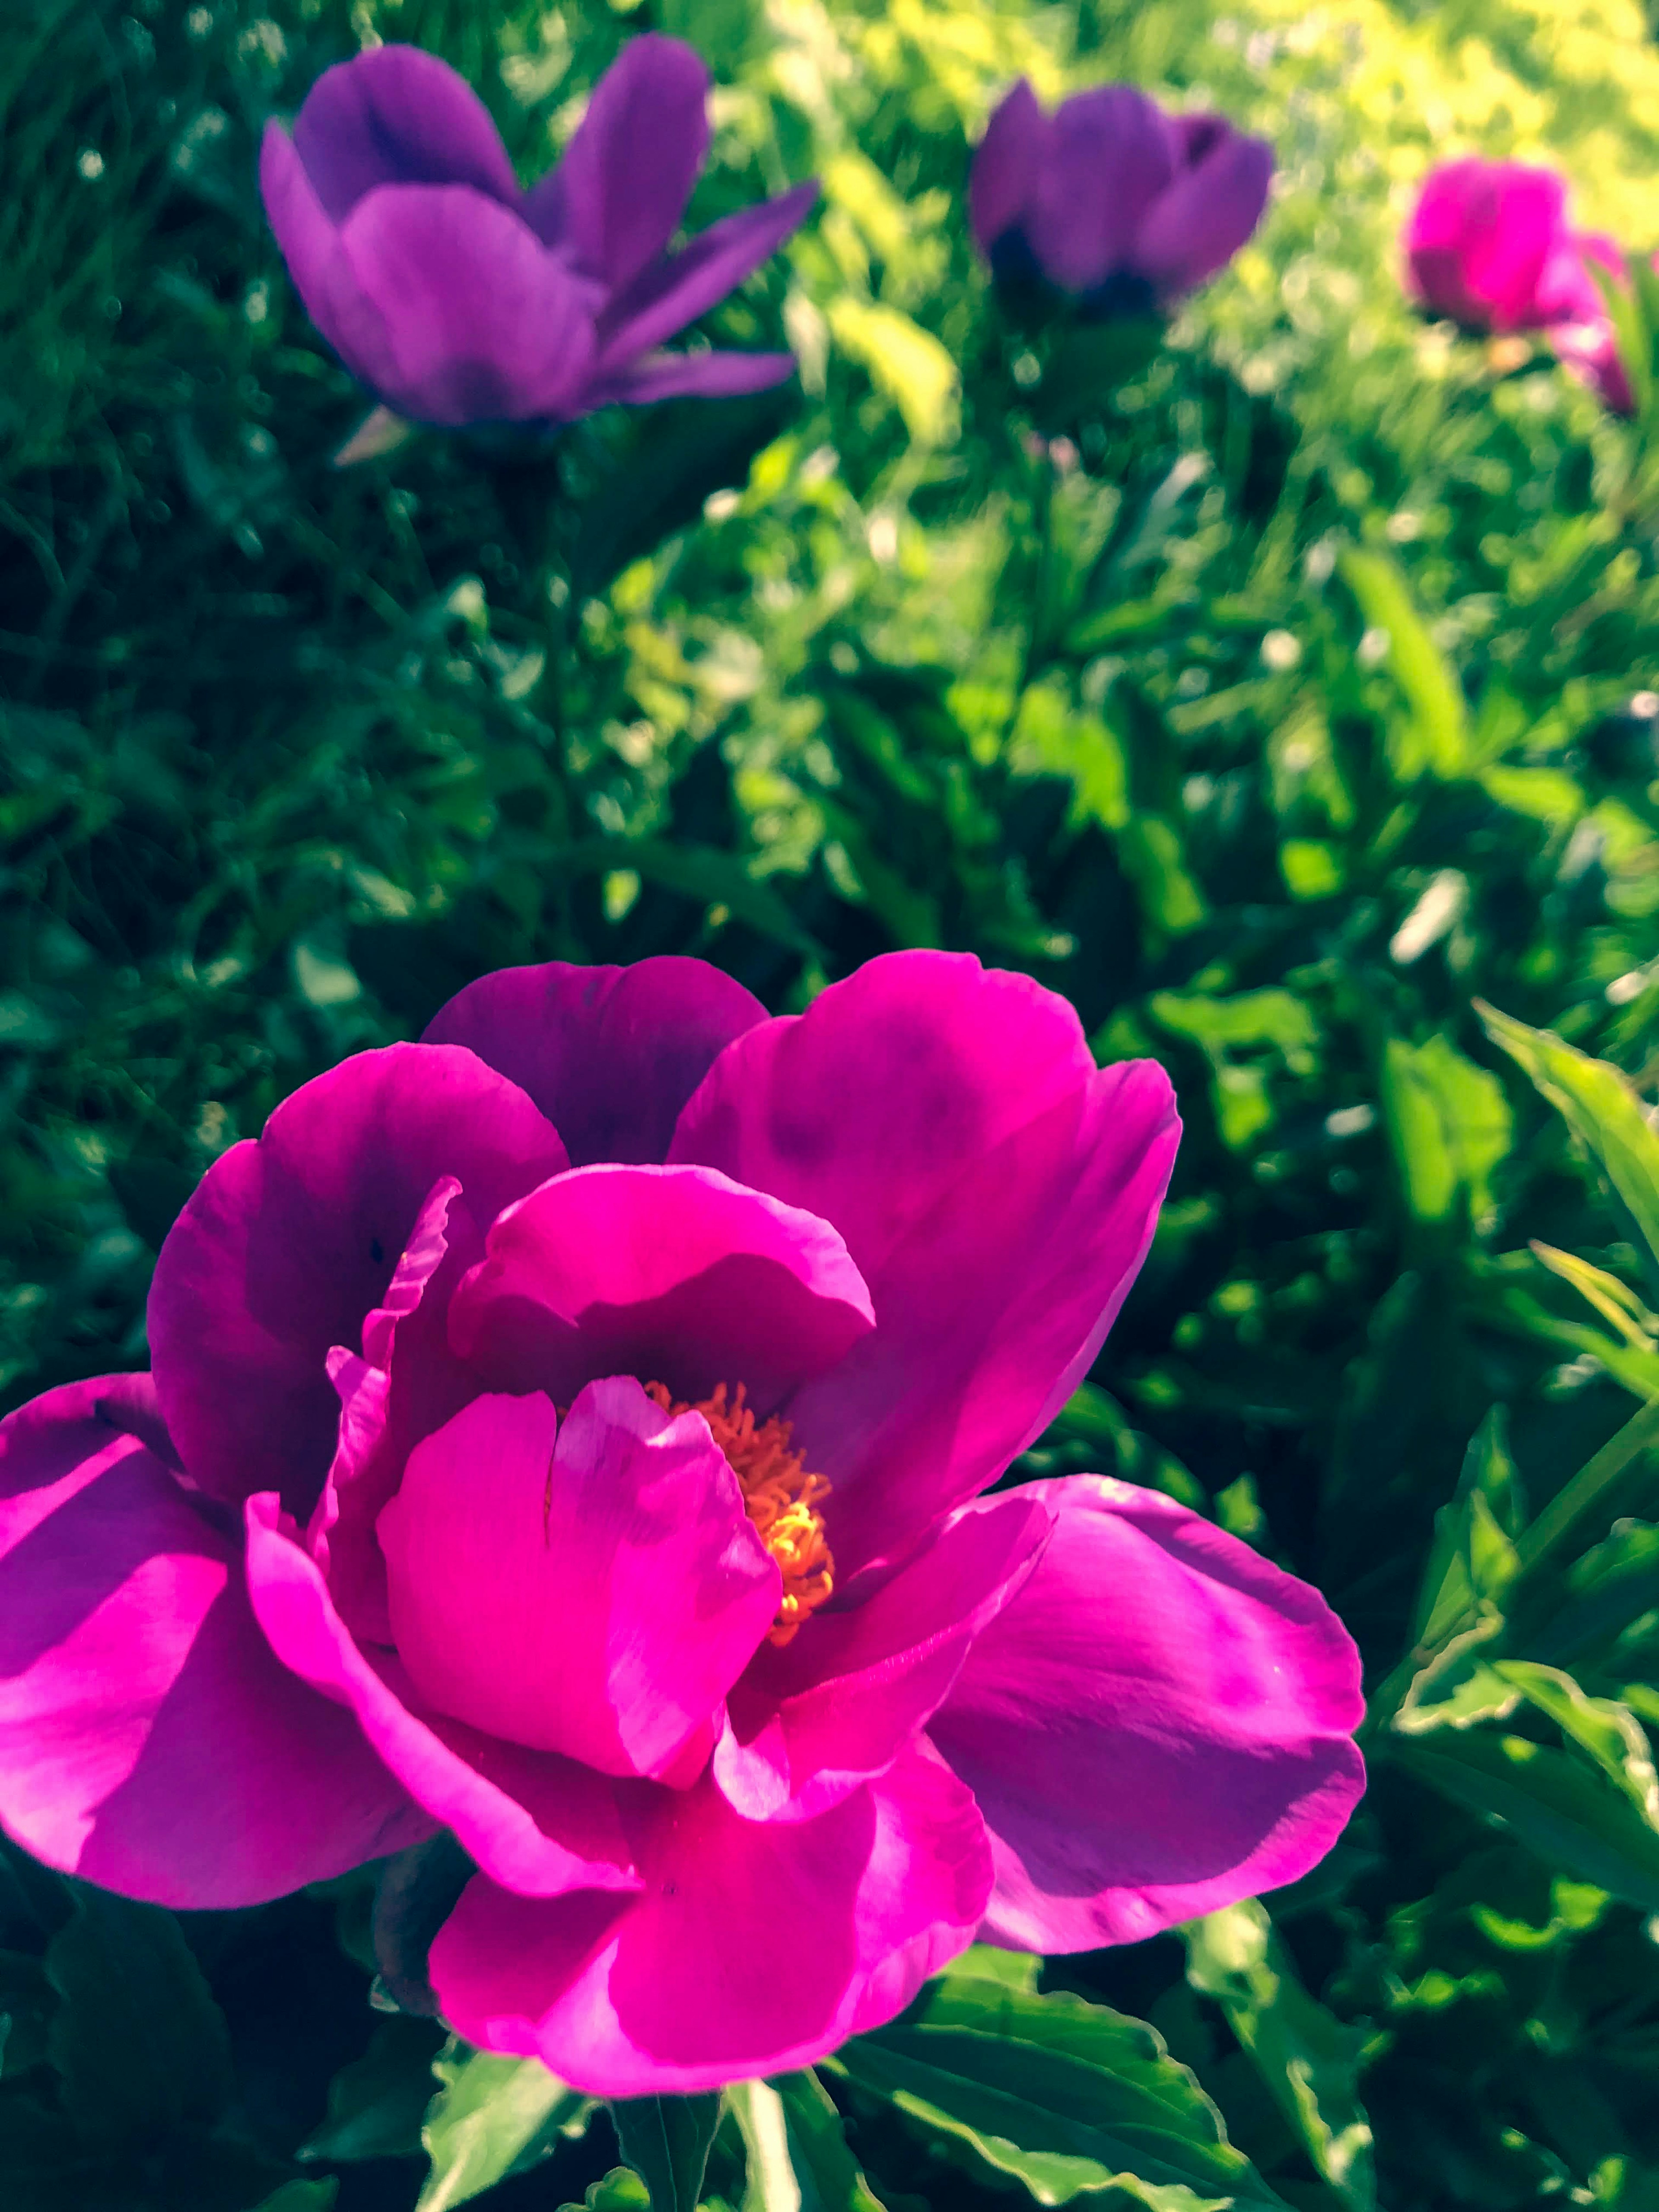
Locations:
260;37;817;429
970;80;1272;315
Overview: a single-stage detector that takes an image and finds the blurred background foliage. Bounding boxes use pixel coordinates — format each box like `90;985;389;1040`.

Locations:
7;0;1659;2206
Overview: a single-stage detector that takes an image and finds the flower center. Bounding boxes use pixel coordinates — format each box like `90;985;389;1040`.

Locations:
645;1380;833;1646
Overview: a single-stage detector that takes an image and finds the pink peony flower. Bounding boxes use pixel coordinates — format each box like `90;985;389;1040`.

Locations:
0;953;1363;2094
1404;158;1634;413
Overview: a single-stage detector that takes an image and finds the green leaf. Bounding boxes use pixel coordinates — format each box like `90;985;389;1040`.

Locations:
44;1888;234;2147
1337;547;1468;778
826;296;960;445
561;2171;652;2212
563;839;817;956
612;2092;723;2212
1495;1663;1659;1823
417;2038;594;2212
253;2186;340;2212
1410;1408;1524;1650
1390;1729;1659;1908
1182;1902;1376;2212
1381;1034;1512;1224
766;2070;889;2212
302;2017;443;2165
828;1970;1280;2209
1478;1002;1659;1279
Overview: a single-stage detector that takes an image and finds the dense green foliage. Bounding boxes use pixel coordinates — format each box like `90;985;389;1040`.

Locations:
7;0;1659;2206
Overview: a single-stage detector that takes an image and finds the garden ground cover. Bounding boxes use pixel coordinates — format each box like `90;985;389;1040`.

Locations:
6;0;1659;2207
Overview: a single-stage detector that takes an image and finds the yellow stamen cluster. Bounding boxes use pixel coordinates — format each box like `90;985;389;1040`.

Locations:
645;1381;833;1646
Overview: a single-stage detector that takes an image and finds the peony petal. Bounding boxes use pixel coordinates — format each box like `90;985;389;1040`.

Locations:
261;123;403;399
523;34;710;290
583;349;799;410
447;1162;874;1413
423;956;766;1167
593;183;819;367
289;44;520;223
336;186;599;425
378;1381;778;1778
0;1379;425;1909
245;1494;642;1901
149;1042;567;1519
673;953;1178;1576
1024;86;1177;295
715;1491;1053;1819
928;1478;1366;1951
428;1745;990;2094
969;79;1047;256
1132;120;1272;299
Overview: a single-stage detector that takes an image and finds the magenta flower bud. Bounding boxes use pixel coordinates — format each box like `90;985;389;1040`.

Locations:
970;80;1273;315
1404;159;1635;413
259;37;817;429
0;953;1363;2095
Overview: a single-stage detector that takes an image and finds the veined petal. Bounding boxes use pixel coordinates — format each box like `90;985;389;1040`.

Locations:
928;1478;1365;1951
289;44;520;223
524;34;710;289
378;1381;778;1778
593;183;819;367
337;186;600;425
0;1379;423;1909
428;1745;990;2095
423;956;766;1167
447;1161;874;1414
149;1042;566;1518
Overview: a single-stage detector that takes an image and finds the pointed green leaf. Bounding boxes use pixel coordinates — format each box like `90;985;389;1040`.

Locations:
302;2017;443;2165
767;2071;888;2212
418;2038;594;2212
1337;547;1468;778
612;2092;723;2212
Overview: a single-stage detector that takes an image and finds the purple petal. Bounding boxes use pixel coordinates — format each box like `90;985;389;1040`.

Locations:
261;123;402;398
1024;86;1178;294
969;79;1046;255
671;951;1179;1577
715;1491;1053;1819
378;1381;778;1779
428;1745;990;2094
0;1379;426;1909
523;34;710;290
446;1161;875;1414
928;1478;1366;1950
423;956;766;1167
289;44;520;223
594;182;819;367
583;350;799;409
336;187;599;425
149;1042;567;1518
245;1492;643;1901
1133;120;1272;298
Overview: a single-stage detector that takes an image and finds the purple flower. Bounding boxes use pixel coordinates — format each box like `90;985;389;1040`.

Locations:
1404;159;1635;414
260;37;817;428
970;81;1273;315
0;952;1363;2095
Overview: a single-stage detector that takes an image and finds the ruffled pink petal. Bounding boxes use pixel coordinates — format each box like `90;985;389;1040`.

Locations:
422;957;765;1167
523;34;710;289
289;44;520;223
337;186;600;426
927;1478;1365;1951
428;1745;991;2094
245;1494;640;1901
149;1042;567;1517
674;953;1177;1578
970;79;1047;255
715;1490;1052;1819
378;1381;778;1778
447;1162;874;1413
0;1379;425;1909
593;184;820;366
